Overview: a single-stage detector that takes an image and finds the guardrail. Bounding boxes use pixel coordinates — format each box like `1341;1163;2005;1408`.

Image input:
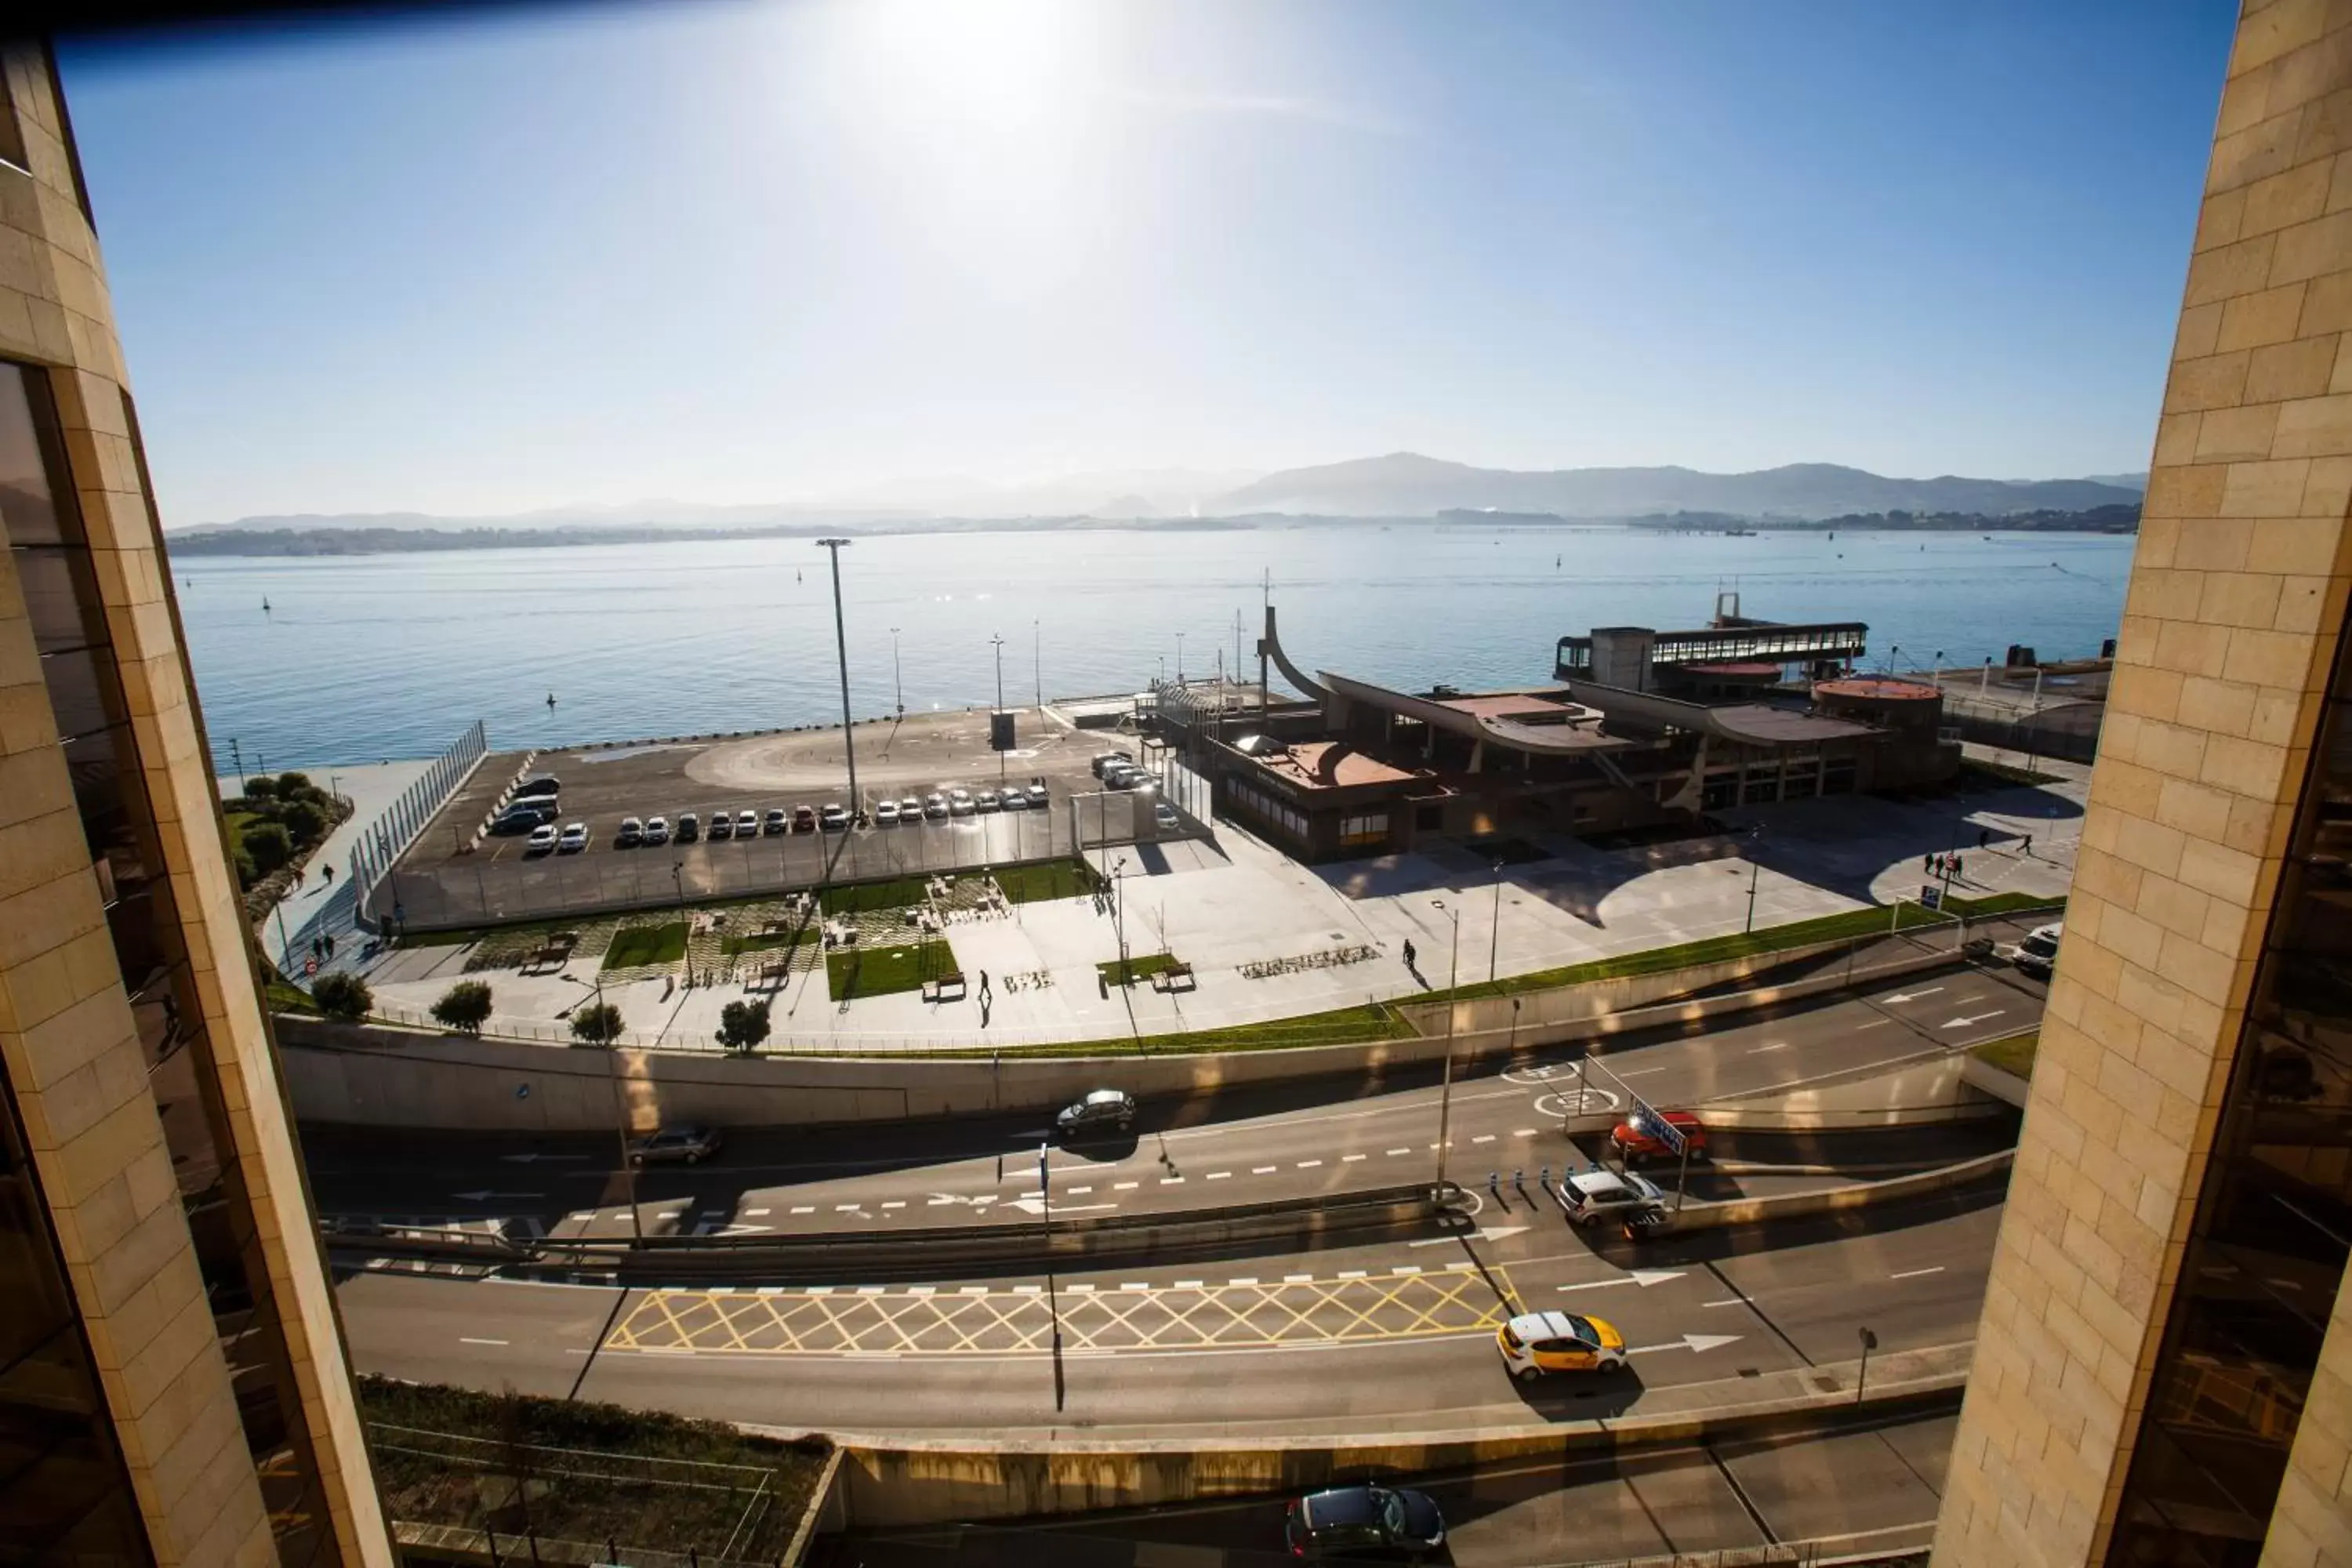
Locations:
325;1182;1456;1282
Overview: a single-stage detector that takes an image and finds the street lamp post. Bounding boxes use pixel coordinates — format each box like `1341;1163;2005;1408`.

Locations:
1113;856;1130;987
1488;859;1504;985
1431;898;1461;1193
815;540;861;819
1744;826;1765;934
991;633;1007;784
673;862;691;985
1033;618;1041;710
229;738;245;793
890;626;904;718
1175;631;1185;684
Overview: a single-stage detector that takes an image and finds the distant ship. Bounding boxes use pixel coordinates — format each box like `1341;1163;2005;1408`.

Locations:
1723;527;1759;537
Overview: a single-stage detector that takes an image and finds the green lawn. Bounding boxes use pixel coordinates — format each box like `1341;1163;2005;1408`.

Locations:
1970;1030;2039;1079
1098;952;1181;987
822;876;931;915
722;927;811;957
827;938;955;1001
995;858;1105;903
602;922;689;970
1941;890;2060;918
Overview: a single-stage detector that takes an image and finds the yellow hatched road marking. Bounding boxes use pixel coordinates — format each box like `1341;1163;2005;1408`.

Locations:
603;1269;1517;1358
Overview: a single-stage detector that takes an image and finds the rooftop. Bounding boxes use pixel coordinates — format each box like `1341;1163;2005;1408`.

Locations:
1247;740;1423;791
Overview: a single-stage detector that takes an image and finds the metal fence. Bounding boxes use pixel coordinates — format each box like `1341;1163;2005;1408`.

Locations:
349;720;489;924
372;789;1187;933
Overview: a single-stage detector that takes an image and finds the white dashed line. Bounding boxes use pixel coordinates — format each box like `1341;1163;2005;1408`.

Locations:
743;1208;770;1217
1472;1134;1497;1144
1749;1042;1792;1055
1253;1166;1279;1174
857;1286;886;1296
1618;1066;1669;1078
1230;1276;1258;1287
1513;1129;1538;1138
1889;1266;1945;1281
1285;1273;1313;1283
960;1286;989;1295
1161;1176;1185;1185
789;1205;815;1214
1387;1148;1412;1156
1116;1181;1139;1190
1068;1283;1096;1294
1207;1171;1232;1180
459;1338;508;1347
882;1201;907;1210
908;1285;935;1296
1175;1279;1204;1290
1339;1269;1368;1279
1702;1298;1743;1308
808;1286;834;1295
1069;1186;1092;1195
927;1197;956;1206
1298;1160;1323;1169
1342;1154;1367;1163
1014;1284;1043;1295
834;1204;862;1213
1122;1282;1151;1292
1446;1261;1478;1272
1392;1265;1423;1276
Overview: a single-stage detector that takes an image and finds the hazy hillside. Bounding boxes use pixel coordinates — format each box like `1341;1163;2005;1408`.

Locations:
1215;454;2143;519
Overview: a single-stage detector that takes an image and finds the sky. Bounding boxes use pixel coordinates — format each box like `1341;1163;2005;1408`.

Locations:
57;0;2238;525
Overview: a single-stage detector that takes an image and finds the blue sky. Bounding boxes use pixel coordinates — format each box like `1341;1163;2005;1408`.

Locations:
59;0;2236;524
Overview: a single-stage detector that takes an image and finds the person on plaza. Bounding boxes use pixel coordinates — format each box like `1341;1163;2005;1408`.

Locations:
321;862;333;884
2023;834;2034;858
1402;939;1417;969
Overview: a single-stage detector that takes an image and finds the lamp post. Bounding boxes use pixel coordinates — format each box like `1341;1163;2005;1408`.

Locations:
1175;631;1185;684
890;626;904;718
1033;618;1042;710
991;633;1007;784
1744;826;1765;934
1488;858;1504;985
673;862;691;985
1112;856;1130;987
816;540;861;818
229;738;245;793
1930;650;1944;692
1431;898;1461;1193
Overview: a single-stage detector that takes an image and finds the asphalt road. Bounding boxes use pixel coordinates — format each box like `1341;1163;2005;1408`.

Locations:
299;964;2039;1242
813;1407;1958;1565
336;1181;2001;1442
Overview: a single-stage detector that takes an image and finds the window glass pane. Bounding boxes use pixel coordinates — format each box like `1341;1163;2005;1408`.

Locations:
12;544;104;653
0;362;76;546
37;645;126;744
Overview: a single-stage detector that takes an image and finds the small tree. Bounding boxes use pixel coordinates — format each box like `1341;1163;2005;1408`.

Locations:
231;842;258;891
717;999;771;1053
570;1002;623;1045
279;798;327;846
431;980;494;1033
243;776;279;802
275;771;320;800
310;971;372;1022
244;821;294;875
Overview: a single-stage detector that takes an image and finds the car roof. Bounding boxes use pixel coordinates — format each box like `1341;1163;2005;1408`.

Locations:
1302;1486;1380;1524
1508;1309;1600;1343
1084;1088;1128;1104
2029;921;2063;940
1569;1170;1630;1194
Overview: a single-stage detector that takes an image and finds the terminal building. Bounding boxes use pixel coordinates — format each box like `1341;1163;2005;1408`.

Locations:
1159;595;1961;862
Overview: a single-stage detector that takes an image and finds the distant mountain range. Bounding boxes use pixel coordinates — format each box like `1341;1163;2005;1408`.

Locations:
1214;454;2145;519
169;454;2147;539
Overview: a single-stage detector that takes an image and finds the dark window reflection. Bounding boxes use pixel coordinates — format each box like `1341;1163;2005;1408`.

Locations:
2107;630;2352;1568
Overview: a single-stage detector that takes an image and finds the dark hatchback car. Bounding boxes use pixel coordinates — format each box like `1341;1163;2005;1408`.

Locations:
1284;1485;1445;1561
1053;1089;1136;1138
627;1125;723;1166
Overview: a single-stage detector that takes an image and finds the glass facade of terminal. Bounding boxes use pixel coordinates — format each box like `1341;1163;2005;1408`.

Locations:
2;360;340;1566
2106;616;2352;1566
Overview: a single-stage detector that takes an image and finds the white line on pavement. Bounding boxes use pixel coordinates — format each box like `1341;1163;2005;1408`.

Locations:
1387;1148;1412;1156
1343;1154;1367;1163
459;1338;508;1347
1890;1266;1947;1280
1161;1176;1185;1185
1254;1165;1279;1174
1297;1160;1322;1169
1116;1181;1139;1189
1207;1171;1232;1180
1069;1186;1092;1194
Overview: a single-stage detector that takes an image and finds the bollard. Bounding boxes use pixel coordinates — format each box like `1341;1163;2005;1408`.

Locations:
1541;1163;1551;1189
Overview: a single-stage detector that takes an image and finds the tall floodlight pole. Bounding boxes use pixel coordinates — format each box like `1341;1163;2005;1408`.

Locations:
229;738;245;794
1432;899;1461;1193
991;633;1007;783
1489;859;1504;985
1033;618;1042;710
817;540;860;818
1175;631;1185;684
890;626;904;718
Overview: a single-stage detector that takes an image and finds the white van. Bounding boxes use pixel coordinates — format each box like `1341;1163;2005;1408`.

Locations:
2007;922;2061;980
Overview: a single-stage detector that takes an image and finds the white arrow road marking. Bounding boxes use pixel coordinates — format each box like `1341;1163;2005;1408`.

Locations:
450;1191;543;1203
1410;1225;1528;1247
1628;1333;1744;1355
1557;1270;1687;1293
1882;988;1944;1004
713;1224;771;1236
1940;1010;2007;1029
498;1153;589;1163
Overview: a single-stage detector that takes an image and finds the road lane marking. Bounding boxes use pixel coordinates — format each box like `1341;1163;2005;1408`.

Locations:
1207;1171;1232;1179
1160;1176;1185;1185
1297;1160;1323;1169
1387;1148;1412;1156
1889;1266;1946;1281
744;1208;770;1216
1748;1043;1791;1054
1702;1298;1743;1308
834;1204;861;1213
960;1286;989;1295
1230;1277;1258;1286
1342;1154;1367;1163
1175;1280;1204;1289
1618;1066;1669;1078
1339;1269;1367;1279
1069;1186;1092;1194
1472;1134;1497;1144
1857;1018;1895;1029
1514;1129;1538;1138
459;1338;508;1346
1392;1265;1422;1276
1116;1181;1139;1189
882;1201;906;1210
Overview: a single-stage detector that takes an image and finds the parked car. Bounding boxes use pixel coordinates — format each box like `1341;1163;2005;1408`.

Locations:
876;799;901;826
557;822;590;853
490;808;545;835
1497;1309;1628;1382
708;812;733;840
627;1125;723;1166
616;815;644;847
1283;1486;1445;1562
1610;1109;1708;1167
1555;1169;1665;1228
1054;1088;1136;1138
949;789;975;816
999;789;1026;811
924;793;949;819
676;811;699;843
791;804;816;833
1105;765;1142;790
2005;921;2062;981
512;775;561;800
1025;781;1049;808
643;815;670;845
525;822;559;855
975;789;1001;812
735;810;759;836
820;803;850;830
764;808;789;836
1153;801;1180;831
1091;753;1131;779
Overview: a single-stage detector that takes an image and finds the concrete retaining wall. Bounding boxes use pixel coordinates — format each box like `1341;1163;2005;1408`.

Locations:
1665;1147;2013;1232
1960;1053;2033;1109
276;941;1976;1134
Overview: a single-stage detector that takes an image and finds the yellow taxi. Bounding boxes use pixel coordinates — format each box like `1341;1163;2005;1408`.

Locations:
1497;1309;1628;1383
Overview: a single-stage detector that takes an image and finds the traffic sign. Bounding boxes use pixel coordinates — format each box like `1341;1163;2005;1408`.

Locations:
1920;884;1942;910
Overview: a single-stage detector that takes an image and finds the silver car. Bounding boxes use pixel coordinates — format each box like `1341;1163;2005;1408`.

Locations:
628;1125;723;1166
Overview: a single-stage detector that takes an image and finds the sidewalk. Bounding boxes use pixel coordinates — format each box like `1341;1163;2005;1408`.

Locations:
229;759;435;973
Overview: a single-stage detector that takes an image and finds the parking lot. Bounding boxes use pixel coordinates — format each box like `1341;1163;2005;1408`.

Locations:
375;710;1174;928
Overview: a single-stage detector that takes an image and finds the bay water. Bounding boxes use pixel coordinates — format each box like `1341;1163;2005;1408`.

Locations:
172;525;2136;773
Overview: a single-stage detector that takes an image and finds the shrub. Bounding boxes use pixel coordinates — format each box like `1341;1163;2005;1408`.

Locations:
717;1000;771;1053
232;843;259;891
570;1003;624;1045
430;980;494;1033
280;798;327;846
244;776;279;801
311;971;372;1022
276;771;321;800
244;822;295;875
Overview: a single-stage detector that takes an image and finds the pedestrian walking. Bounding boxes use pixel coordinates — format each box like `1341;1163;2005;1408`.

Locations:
1978;828;1991;850
1403;939;1417;968
2023;834;2034;858
1922;854;1933;873
324;933;336;958
321;862;333;884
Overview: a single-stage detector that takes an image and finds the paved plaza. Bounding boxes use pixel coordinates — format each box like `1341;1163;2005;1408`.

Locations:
335;744;2082;1051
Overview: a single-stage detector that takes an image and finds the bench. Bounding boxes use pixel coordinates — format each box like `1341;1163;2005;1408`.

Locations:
922;971;967;1003
1150;962;1196;994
